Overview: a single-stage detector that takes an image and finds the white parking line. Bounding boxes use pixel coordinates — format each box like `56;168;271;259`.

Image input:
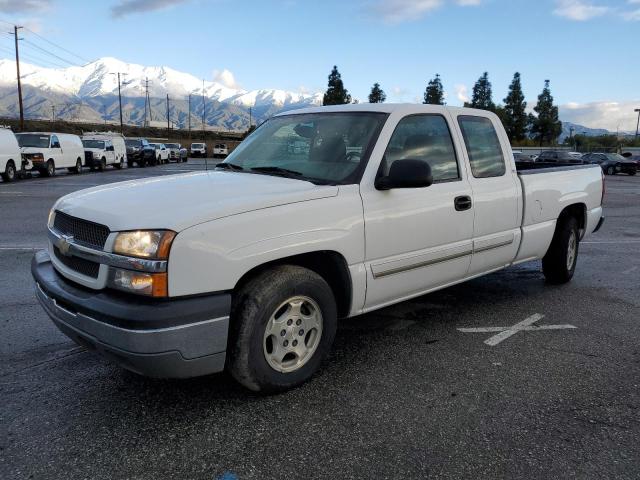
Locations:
0;246;44;250
582;240;640;244
458;313;577;346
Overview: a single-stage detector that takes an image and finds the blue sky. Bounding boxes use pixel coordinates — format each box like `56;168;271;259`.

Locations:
0;0;639;130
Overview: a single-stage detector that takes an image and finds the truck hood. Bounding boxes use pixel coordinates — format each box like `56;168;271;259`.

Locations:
21;147;47;154
54;171;339;232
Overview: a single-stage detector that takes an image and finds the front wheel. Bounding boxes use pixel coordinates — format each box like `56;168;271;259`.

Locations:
227;265;337;393
43;159;55;177
2;160;16;182
606;166;614;175
542;216;579;284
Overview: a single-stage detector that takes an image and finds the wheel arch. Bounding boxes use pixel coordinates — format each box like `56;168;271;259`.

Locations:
558;203;586;238
233;250;352;319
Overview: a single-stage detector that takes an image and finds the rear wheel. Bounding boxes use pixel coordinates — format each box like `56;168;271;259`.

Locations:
98;158;107;171
606;166;614;175
114;158;123;169
2;160;16;182
629;170;636;176
74;158;82;174
228;265;337;393
542;216;579;284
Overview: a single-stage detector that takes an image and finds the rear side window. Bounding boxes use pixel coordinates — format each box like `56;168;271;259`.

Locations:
458;116;506;178
383;114;460;182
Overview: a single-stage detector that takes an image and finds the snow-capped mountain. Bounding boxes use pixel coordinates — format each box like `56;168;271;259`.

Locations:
0;57;323;130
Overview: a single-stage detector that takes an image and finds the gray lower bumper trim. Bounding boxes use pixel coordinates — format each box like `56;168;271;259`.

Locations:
36;281;229;378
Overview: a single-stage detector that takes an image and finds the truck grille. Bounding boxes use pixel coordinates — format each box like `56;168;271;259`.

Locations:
53;245;100;279
53;211;110;250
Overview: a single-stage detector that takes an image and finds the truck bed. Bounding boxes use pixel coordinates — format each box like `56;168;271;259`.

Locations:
515;161;596;174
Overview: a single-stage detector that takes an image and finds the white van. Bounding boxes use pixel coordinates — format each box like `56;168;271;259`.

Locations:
0;128;23;183
16;132;85;177
82;133;127;170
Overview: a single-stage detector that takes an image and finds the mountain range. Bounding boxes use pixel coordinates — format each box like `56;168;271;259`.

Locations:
0;57;620;137
0;57;323;131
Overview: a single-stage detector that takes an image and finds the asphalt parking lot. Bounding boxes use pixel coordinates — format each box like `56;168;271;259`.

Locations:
1;163;639;479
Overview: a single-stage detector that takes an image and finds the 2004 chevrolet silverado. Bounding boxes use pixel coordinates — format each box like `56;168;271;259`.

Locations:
32;104;605;392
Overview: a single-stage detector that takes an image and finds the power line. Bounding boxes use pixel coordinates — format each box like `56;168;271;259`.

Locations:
21;25;91;64
22;38;80;67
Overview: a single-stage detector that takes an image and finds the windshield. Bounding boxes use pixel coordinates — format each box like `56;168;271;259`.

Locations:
125;140;141;147
220;112;387;185
166;143;179;148
605;153;626;161
17;134;50;148
192;143;204;148
82;140;105;149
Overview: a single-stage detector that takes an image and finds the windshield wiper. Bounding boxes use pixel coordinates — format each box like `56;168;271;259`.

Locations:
215;162;244;171
250;166;303;177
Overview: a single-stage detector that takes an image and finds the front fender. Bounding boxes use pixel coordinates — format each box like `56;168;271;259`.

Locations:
167;185;364;297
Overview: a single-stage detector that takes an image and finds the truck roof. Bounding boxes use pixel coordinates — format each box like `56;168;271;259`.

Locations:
275;103;492;117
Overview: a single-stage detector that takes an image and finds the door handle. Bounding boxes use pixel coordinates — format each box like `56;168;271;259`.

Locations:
454;196;472;211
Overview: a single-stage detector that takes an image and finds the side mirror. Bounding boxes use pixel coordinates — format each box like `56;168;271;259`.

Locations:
375;159;433;190
52;143;61;149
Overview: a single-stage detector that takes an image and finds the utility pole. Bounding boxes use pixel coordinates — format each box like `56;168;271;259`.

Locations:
249;106;252;129
201;79;206;137
110;73;126;133
11;25;24;131
188;94;191;138
142;77;153;127
50;105;56;124
166;93;170;139
635;109;640;140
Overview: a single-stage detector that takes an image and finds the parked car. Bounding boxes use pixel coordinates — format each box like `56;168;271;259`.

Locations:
0;127;24;182
149;143;170;164
513;152;535;163
621;152;640;169
213;143;229;158
82;132;127;170
190;142;207;157
16;132;84;176
125;138;156;167
165;143;184;162
582;152;637;175
33;104;605;392
536;150;583;164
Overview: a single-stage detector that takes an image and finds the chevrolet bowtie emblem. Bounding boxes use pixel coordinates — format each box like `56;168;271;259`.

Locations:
58;234;74;257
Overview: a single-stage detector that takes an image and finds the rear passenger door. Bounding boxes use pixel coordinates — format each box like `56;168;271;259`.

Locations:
455;114;521;276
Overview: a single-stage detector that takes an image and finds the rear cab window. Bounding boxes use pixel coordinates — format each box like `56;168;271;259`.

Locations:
457;116;506;178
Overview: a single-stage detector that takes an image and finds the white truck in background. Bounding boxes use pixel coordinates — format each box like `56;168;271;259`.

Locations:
81;132;127;171
16;132;85;176
0;127;24;182
32;104;604;393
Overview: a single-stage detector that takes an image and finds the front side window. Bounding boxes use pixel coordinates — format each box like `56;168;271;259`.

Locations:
458;116;506;178
221;112;387;185
82;140;105;149
381;114;459;182
50;135;60;148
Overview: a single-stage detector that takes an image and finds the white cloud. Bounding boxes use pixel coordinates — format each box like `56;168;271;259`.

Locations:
111;0;191;18
454;84;469;103
553;0;610;21
371;0;482;24
213;69;240;89
0;0;50;13
559;100;640;131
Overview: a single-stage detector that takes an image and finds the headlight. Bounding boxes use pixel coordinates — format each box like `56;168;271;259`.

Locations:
113;230;176;259
47;208;55;228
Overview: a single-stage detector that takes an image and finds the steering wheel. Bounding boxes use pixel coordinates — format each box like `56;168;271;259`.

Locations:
345;151;361;163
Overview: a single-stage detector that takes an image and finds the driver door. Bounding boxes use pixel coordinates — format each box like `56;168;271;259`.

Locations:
360;113;474;310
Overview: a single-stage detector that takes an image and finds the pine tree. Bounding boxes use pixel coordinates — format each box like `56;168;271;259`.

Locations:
423;74;445;105
531;80;562;146
470;72;495;111
368;83;386;103
503;72;528;142
323;66;351;106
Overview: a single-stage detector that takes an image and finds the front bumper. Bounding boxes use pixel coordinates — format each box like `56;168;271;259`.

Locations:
32;251;231;378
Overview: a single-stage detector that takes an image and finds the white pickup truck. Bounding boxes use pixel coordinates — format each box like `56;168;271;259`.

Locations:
32;104;604;392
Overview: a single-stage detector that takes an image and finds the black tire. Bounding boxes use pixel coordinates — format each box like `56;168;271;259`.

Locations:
2;160;16;182
127;160;133;168
98;158;106;171
74;158;82;174
227;265;337;393
606;166;614;175
43;159;55;177
629;170;636;176
114;159;123;169
542;216;579;284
